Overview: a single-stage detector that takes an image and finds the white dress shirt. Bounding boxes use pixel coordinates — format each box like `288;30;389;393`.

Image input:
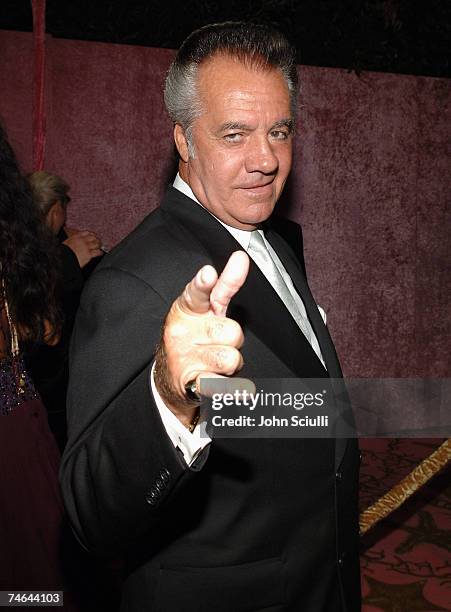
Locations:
151;174;327;466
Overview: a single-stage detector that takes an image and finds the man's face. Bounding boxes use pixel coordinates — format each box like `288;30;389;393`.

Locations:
177;54;294;230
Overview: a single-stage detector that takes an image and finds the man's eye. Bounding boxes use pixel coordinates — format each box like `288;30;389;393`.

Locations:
270;130;289;140
224;133;243;142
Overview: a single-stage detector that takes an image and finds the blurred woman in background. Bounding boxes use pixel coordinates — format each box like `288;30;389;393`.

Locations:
26;170;103;450
0;126;118;611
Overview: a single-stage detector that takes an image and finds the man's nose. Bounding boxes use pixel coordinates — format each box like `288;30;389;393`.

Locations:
245;136;278;174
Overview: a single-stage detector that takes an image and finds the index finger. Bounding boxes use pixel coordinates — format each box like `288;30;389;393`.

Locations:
178;264;218;315
210;251;250;316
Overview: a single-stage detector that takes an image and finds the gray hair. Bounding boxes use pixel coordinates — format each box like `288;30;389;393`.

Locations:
27;170;71;217
164;22;298;156
164;62;201;156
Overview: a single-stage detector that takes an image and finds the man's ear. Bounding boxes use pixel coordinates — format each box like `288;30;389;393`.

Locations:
174;124;189;163
45;202;58;232
45;201;63;234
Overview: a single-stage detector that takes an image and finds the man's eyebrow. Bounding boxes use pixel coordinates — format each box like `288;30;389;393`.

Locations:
271;119;294;132
218;119;295;133
218;122;251;132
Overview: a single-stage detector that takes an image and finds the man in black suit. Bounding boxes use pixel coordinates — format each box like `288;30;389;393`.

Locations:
60;22;360;612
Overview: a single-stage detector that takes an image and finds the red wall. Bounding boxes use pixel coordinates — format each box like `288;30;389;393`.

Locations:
1;30;449;378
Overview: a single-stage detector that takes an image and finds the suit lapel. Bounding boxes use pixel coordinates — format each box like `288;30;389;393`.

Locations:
265;224;349;470
264;225;342;377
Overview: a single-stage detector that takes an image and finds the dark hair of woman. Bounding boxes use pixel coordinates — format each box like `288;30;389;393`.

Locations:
0;124;61;344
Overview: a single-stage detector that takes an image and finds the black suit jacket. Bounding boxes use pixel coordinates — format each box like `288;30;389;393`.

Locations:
60;187;360;612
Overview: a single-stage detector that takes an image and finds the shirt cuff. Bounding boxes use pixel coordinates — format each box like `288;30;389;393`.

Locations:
150;362;211;466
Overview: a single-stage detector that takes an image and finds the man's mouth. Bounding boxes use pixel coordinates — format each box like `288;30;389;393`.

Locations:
241;182;274;196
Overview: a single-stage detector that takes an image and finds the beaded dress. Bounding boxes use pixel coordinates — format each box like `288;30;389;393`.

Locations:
0;292;66;592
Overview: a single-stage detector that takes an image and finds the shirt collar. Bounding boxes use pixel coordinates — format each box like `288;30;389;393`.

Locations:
172;173;257;251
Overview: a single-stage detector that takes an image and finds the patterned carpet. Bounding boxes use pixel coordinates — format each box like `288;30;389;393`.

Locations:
360;438;451;612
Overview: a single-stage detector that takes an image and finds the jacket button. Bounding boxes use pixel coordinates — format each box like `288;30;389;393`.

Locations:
160;468;170;484
154;478;164;491
145;488;159;505
338;551;346;566
335;471;342;481
359;451;363;464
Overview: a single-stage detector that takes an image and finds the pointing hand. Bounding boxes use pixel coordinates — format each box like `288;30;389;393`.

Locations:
154;251;250;425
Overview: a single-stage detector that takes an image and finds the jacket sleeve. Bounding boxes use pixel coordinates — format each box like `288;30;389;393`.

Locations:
59;265;208;557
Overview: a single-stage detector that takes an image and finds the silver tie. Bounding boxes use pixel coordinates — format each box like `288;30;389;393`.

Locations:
247;230;312;344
